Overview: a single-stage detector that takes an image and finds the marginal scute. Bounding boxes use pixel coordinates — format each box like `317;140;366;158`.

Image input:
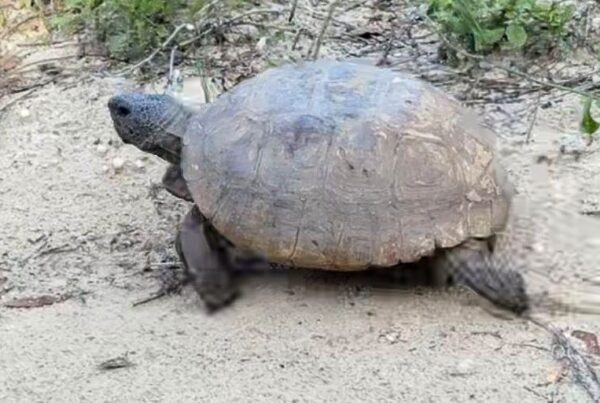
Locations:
181;60;511;270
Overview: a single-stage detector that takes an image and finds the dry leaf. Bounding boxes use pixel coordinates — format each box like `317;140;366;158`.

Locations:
572;330;600;355
4;294;67;309
547;359;570;384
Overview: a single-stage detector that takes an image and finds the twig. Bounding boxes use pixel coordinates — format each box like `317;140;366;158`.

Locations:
10;54;101;74
376;33;395;67
310;0;339;60
179;9;282;49
525;92;542;144
0;77;57;113
168;47;177;81
190;0;221;19
117;23;191;75
164;46;180;94
132;275;187;307
0;87;37;113
291;28;305;51
289;0;299;22
1;13;44;40
132;290;170;307
16;40;73;47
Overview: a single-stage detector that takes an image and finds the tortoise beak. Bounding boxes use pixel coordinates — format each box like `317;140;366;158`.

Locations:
108;95;132;119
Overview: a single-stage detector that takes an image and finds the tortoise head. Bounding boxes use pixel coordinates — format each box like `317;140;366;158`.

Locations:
108;93;191;164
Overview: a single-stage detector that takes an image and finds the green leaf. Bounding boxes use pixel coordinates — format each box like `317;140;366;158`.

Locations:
478;27;505;48
506;24;528;48
581;98;600;136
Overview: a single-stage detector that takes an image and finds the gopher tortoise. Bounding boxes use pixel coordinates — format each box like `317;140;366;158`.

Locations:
108;60;526;313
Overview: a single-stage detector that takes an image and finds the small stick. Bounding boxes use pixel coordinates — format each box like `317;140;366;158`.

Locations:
0;78;57;113
11;54;104;74
289;0;299;22
179;9;282;48
0;87;38;113
525;93;542;144
310;0;339;60
291;28;304;51
168;46;177;81
1;13;42;40
376;34;395;66
132;290;170;307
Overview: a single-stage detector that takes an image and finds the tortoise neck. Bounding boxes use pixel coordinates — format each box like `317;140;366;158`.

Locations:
152;102;192;164
152;131;182;164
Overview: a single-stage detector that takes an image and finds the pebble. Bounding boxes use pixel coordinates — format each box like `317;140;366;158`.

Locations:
96;144;108;155
19;108;30;118
256;37;268;52
559;134;587;154
134;159;145;170
379;330;402;344
455;359;474;374
112;157;125;171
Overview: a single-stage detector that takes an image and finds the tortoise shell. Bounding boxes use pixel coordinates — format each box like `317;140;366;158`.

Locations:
181;60;512;270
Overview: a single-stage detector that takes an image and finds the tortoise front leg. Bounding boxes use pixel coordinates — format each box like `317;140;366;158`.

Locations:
176;206;239;312
162;164;193;202
444;239;530;315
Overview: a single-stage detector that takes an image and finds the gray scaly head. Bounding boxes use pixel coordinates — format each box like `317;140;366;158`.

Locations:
107;93;192;164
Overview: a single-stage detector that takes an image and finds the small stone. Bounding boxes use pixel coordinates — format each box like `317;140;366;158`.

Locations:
101;165;110;174
532;242;545;253
112;157;125;171
379;330;401;344
559;134;587;155
588;276;600;286
96;144;108;155
455;359;474;374
256;37;268;52
19;108;30;118
134;159;145;170
466;190;482;203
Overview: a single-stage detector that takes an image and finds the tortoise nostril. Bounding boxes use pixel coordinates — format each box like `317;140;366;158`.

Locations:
117;105;131;116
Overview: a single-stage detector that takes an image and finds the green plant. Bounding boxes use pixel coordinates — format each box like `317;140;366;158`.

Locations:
581;98;599;143
427;0;575;54
52;0;188;61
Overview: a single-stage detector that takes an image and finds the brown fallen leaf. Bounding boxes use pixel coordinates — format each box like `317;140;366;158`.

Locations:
547;358;571;384
3;294;68;309
572;330;600;355
0;54;19;72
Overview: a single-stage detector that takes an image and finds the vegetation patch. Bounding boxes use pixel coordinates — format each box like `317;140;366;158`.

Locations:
426;0;575;56
51;0;248;61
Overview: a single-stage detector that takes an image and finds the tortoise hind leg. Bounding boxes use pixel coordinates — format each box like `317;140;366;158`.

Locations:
176;206;239;312
443;239;530;315
163;164;193;202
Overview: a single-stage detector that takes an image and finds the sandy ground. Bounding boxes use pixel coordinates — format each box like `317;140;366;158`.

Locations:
1;2;600;402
